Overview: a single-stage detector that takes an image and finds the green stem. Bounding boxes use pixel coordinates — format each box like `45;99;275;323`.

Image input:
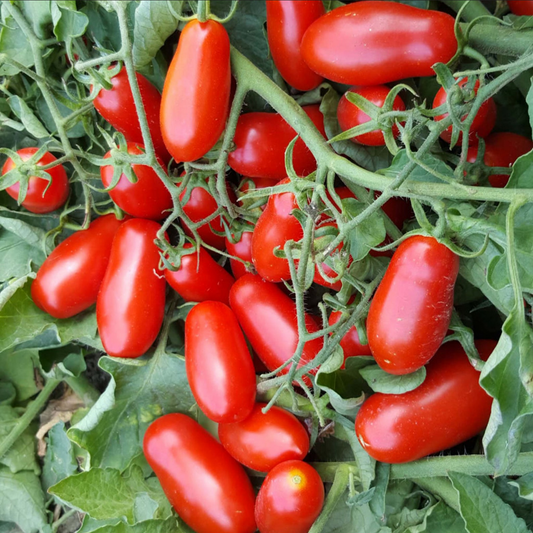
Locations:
52;509;77;532
464;23;533;56
64;375;99;408
197;0;210;22
441;0;492;21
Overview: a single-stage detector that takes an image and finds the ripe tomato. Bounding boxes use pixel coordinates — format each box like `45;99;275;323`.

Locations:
355;340;496;463
467;132;533;188
329;306;371;367
266;0;325;91
161;19;230;162
100;142;172;220
230;274;323;381
144;414;256;533
301;1;457;86
31;215;124;319
93;67;169;163
165;243;234;305
367;235;459;375
218;403;310;472
2;148;69;214
337;85;406;146
228;105;326;180
255;460;324;533
433;79;497;144
96;219;166;358
185;301;256;423
508;1;533;15
225;230;254;279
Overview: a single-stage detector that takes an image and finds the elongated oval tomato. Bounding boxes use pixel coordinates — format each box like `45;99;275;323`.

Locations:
225;230;254;279
508;1;533;16
96;219;166;358
266;0;325;91
31;215;124;319
161;19;231;162
355;340;496;463
255;460;324;533
100;143;172;220
2;148;69;214
144;414;256;533
165;243;234;305
301;1;457;86
329;307;371;366
218;403;310;472
185;301;256;423
228;105;326;180
367;235;459;375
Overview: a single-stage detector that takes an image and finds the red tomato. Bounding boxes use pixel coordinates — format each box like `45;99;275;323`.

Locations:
467;132;533;188
355;340;496;463
93;67;169;163
96;219;166;358
433;79;497;144
218;403;310;472
508;1;533;15
144;414;256;533
301;1;457;86
161;19;230;162
266;0;325;91
100;143;172;220
255;460;324;533
230;274;324;381
367;236;459;375
329;307;371;367
337;85;406;146
225;230;254;279
31;215;124;319
228;105;326;180
2;148;69;214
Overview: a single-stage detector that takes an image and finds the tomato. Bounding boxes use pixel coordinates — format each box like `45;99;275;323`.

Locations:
337;86;406;146
228;105;326;180
165;243;234;305
467;132;533;188
225;230;254;279
93;67;169;163
367;235;459;375
255;460;324;533
2;148;69;214
230;274;323;381
100;142;172;220
266;0;325;91
329;306;371;367
161;19;230;162
31;215;124;319
185;301;256;423
301;2;457;86
433;79;497;144
96;219;166;358
355;340;496;463
144;414;256;533
508;1;533;15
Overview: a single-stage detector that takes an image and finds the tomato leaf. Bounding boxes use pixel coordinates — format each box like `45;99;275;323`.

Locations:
509;472;533;501
360;364;426;394
0;348;38;402
42;421;78;493
0;8;34;76
7;96;49;139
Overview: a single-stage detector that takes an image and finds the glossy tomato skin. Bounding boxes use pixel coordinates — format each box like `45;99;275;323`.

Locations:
31;215;124;319
93;67;169;163
3;148;69;214
165;243;234;305
467;132;533;188
228;105;326;180
355;340;496;463
96;219;166;358
218;403;310;472
226;230;254;279
337;85;406;146
301;1;457;86
161;19;230;162
508;1;533;15
266;0;325;91
185;301;256;423
255;460;324;533
100;143;172;220
329;309;371;366
367;236;459;375
144;414;256;533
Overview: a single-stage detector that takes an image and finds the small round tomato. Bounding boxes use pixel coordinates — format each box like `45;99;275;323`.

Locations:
2;148;69;213
355;340;496;463
185;301;256;423
367;236;459;375
329;306;371;366
337;85;406;146
100;142;172;220
144;414;256;533
225;230;254;279
467;132;533;188
218;403;310;472
508;0;533;15
255;460;324;533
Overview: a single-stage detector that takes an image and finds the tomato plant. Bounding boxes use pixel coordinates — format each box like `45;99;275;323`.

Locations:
225;229;254;279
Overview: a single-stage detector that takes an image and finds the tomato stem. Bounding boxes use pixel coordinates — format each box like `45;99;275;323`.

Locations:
197;0;210;23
